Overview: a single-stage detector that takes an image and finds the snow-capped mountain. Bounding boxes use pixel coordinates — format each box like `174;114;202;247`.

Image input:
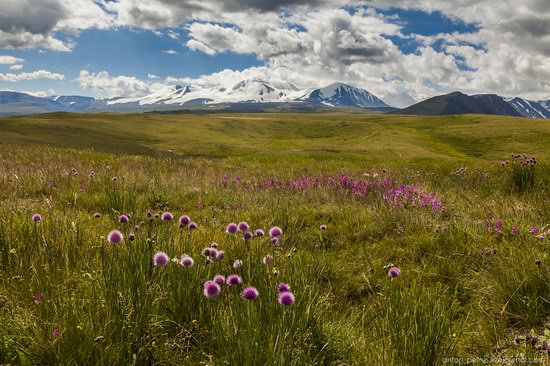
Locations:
505;97;550;119
297;82;389;108
109;79;305;106
537;100;550;112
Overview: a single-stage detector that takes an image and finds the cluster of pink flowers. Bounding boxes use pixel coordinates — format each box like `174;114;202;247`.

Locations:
511;153;538;166
383;184;443;211
219;174;377;197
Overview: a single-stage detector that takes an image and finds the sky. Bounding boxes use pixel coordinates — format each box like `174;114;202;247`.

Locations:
0;0;549;107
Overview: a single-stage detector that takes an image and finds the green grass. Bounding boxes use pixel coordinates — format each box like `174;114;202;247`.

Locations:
1;112;550;365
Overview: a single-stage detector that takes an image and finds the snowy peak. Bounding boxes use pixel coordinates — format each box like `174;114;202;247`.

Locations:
537;100;550;113
505;97;550;119
299;82;389;108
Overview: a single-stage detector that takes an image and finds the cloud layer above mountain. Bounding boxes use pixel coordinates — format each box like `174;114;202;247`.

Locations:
0;0;549;102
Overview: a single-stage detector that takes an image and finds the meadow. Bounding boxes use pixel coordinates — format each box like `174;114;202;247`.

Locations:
1;112;550;365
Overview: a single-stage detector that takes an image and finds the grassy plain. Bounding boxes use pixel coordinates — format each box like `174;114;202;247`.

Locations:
1;112;550;365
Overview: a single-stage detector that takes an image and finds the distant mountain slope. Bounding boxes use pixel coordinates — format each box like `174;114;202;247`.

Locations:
395;91;522;117
0;91;66;115
506;97;550;118
298;82;388;108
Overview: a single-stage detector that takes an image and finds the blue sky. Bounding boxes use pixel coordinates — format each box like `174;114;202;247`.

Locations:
0;1;548;102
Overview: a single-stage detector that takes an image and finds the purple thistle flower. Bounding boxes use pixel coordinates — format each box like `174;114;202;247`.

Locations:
242;287;259;300
213;275;225;285
52;328;60;338
202;248;212;257
226;274;242;286
133;225;139;232
269;226;283;237
278;283;291;293
238;221;250;232
180;255;194;267
255;229;265;237
233;259;243;269
118;214;129;223
226;223;238;234
179;215;190;225
153;251;170;267
34;291;43;304
210;242;219;248
188;222;197;230
215;250;225;261
107;230;123;244
94;213;101;219
128;232;135;241
278;292;295;306
162;212;173;221
146;210;152;217
205;257;213;265
243;231;253;240
203;281;221;298
263;255;272;265
531;226;539;234
32;213;42;222
320;224;327;231
388;266;401;278
270;237;280;245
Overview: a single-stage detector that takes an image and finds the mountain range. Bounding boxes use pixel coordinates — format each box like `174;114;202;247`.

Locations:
0;81;549;118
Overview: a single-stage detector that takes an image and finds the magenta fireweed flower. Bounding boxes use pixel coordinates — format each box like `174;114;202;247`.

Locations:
107;230;123;244
255;229;265;237
215;250;225;261
162;212;173;221
269;226;283;237
243;231;253;240
188;222;197;230
180;255;194;267
203;281;221;298
153;251;170;267
32;213;42;222
242;287;259;300
233;259;243;269
226;223;238;234
210;242;219;248
34;292;43;304
213;275;225;285
179;215;190;225
52;328;60;338
388;267;401;278
94;213;101;219
238;222;250;232
226;274;242;286
278;283;291;293
263;255;272;265
278;292;295;306
118;214;129;223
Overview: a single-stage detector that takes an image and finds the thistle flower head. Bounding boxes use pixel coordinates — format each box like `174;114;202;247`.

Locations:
118;214;129;223
32;213;42;222
226;274;242;286
226;223;238;234
388;266;401;278
243;231;253;240
180;255;194;267
179;215;190;225
278;283;291;293
278;291;295;306
269;226;283;237
162;212;173;221
255;229;265;237
153;251;170;267
238;221;250;232
203;281;221;298
107;230;123;244
242;287;259;300
213;275;225;285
